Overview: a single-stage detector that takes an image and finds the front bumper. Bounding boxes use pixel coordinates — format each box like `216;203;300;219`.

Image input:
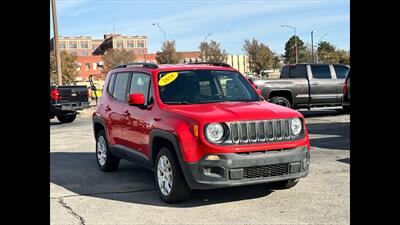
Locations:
182;146;310;190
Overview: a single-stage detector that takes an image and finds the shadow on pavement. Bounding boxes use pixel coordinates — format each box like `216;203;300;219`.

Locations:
337;157;350;164
51;152;273;207
307;122;349;150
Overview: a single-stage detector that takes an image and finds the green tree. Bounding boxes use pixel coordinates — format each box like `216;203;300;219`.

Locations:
102;49;136;74
50;50;78;85
272;55;281;70
199;40;227;63
317;41;337;63
336;49;350;65
283;35;306;64
156;40;183;64
243;38;275;74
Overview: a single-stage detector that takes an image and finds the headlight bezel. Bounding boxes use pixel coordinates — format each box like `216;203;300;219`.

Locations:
204;123;229;144
290;118;303;136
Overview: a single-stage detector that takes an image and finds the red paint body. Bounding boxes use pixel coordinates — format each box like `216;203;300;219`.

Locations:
94;64;310;163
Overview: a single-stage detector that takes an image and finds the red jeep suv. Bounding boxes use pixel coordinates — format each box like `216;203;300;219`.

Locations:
92;62;310;203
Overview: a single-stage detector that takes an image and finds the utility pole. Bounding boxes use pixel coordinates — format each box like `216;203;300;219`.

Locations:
311;31;314;63
51;0;62;85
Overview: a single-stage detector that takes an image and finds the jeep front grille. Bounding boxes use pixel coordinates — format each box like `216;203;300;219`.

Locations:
227;119;296;145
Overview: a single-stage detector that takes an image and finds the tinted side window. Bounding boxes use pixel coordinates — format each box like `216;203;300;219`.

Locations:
311;65;331;79
112;72;130;101
129;73;151;104
280;66;290;78
107;73;116;94
289;65;307;78
334;65;349;79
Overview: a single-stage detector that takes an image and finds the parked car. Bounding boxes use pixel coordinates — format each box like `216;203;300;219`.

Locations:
342;68;350;111
50;85;90;123
253;63;350;110
92;62;310;203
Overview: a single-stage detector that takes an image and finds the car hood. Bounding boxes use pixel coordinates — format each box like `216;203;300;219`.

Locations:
166;101;303;123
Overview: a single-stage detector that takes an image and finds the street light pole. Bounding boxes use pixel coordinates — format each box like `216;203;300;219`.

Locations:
51;0;62;86
311;31;314;63
281;25;298;63
152;23;166;43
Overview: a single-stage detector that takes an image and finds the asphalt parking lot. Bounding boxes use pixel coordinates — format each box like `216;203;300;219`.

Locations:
50;108;349;225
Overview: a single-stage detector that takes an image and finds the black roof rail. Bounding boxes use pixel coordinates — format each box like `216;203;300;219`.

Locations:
114;62;159;69
185;62;232;68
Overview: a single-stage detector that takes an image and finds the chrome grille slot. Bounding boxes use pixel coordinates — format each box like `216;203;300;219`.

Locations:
249;122;257;142
230;123;239;143
257;121;266;141
239;123;248;143
274;120;282;140
282;120;290;139
266;121;274;141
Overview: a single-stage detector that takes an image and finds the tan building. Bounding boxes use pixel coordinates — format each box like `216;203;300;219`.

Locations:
93;34;148;56
225;54;250;75
50;33;148;57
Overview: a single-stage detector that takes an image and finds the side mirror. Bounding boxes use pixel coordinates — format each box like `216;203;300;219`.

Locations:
256;89;262;96
128;93;145;106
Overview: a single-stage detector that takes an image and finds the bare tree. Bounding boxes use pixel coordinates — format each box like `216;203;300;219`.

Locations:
156;40;183;64
199;40;227;63
243;38;275;74
102;49;136;74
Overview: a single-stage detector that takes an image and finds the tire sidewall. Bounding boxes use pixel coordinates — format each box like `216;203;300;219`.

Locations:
271;97;292;108
96;131;113;170
155;148;176;201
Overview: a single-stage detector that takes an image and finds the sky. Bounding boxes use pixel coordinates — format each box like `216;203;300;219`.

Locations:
50;0;349;55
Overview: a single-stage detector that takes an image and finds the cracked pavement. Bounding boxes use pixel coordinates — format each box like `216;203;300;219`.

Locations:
50;109;349;225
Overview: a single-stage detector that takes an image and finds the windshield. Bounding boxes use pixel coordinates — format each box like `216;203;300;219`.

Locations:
158;70;260;104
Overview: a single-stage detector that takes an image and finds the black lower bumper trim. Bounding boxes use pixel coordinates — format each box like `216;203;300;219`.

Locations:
183;146;310;190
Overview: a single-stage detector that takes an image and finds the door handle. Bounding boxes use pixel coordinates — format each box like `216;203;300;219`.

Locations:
123;110;130;117
153;118;161;122
104;105;111;112
311;82;319;85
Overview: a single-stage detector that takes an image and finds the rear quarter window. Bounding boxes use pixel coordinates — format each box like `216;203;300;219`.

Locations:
107;73;116;95
311;65;332;79
334;65;349;79
280;66;289;78
289;65;307;78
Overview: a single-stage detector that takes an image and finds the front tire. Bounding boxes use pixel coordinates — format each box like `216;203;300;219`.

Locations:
155;147;191;203
56;114;77;123
270;96;292;108
96;130;120;172
267;178;299;189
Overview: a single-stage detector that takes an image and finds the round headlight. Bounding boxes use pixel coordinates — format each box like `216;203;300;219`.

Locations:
205;123;224;142
291;118;302;136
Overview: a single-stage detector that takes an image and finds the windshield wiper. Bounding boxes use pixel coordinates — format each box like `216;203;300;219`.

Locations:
163;101;191;105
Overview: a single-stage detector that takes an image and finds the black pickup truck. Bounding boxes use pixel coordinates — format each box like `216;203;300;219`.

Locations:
50;85;90;123
254;63;349;110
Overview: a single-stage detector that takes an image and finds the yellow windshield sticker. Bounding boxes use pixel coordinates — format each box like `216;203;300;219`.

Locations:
158;72;179;86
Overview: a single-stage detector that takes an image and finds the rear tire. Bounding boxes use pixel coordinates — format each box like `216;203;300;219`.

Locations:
155;147;191;203
96;130;120;172
56;114;77;123
270;96;292;108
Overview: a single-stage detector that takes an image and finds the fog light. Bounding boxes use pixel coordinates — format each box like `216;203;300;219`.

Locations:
203;167;224;178
205;155;220;161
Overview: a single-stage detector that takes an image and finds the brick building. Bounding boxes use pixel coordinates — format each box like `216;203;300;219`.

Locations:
75;55;104;81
